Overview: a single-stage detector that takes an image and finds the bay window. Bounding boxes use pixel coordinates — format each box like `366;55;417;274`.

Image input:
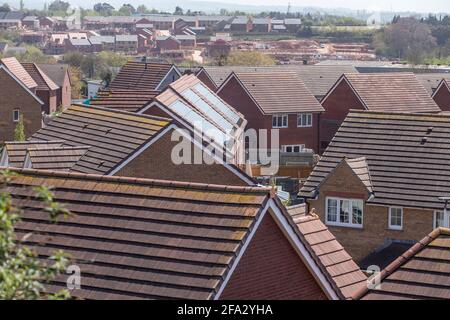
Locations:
326;197;363;228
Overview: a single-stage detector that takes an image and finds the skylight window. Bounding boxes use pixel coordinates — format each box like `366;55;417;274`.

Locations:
182;89;234;134
193;83;241;124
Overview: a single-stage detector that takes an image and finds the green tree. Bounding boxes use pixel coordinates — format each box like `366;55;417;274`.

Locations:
225;51;276;66
13;115;25;142
48;0;70;13
174;6;183;15
0;3;11;12
0;171;71;300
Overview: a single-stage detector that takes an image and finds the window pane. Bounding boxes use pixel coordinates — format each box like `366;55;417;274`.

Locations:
286;146;292;152
390;208;402;227
272;116;277;127
293;146;300;152
352;200;363;225
327;199;337;222
435;211;444;228
339;200;349;223
283;115;287;127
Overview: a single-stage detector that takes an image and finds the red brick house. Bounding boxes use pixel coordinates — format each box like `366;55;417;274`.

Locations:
155;35;181;51
21;62;59;114
319;73;441;153
0;167;366;300
300;110;450;263
0;64;44;142
217;71;324;153
38;63;72;110
432;78;450;112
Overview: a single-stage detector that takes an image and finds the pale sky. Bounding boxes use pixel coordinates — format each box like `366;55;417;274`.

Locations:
204;0;450;13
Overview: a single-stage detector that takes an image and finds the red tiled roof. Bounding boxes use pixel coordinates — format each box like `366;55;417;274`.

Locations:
288;205;367;299
356;228;450;300
1;57;37;89
21;62;59;91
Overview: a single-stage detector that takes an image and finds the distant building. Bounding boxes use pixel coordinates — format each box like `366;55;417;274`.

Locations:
115;35;138;54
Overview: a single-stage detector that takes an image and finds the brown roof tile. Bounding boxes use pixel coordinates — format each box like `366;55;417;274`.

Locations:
337;73;441;113
416;73;450;95
89;89;159;113
205;65;358;98
287;207;367;299
1;167;272;299
300;110;450;211
3;140;64;168
229;71;324;114
25;146;90;171
21;62;59;91
109;61;176;91
356;228;450;300
28;105;172;175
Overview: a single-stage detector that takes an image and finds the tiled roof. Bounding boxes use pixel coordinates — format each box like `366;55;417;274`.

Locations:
231;71;324;114
1;168;273;299
37;64;69;87
29;105;172;175
21;62;59;91
344;157;373;193
24;146;90;171
359;241;413;271
109;61;175;91
3;141;64;168
1;57;37;89
205;65;358;97
334;73;441;113
356;228;450;300
288;207;367;299
115;35;138;42
299;110;450;211
152;74;247;158
416;73;450;95
89;89;159;113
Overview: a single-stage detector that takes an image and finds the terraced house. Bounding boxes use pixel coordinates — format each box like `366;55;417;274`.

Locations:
0;168;366;300
299;111;450;263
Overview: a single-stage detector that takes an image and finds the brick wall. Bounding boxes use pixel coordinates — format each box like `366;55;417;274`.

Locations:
60;72;71;110
0;68;43;142
433;85;450;111
220;212;328;300
218;76;321;153
307;162;434;262
320;79;364;153
197;71;217;91
116;127;250;186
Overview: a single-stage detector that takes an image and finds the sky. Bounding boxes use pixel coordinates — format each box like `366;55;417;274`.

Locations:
202;0;450;13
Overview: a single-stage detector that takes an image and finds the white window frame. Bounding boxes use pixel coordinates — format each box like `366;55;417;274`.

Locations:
297;113;312;127
325;197;363;228
282;144;305;153
13;109;20;122
272;114;288;128
434;210;450;229
388;207;403;230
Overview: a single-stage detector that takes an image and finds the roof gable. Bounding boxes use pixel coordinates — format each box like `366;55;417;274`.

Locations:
2;140;64;168
21;62;59;91
0;65;43;105
24;146;90;171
